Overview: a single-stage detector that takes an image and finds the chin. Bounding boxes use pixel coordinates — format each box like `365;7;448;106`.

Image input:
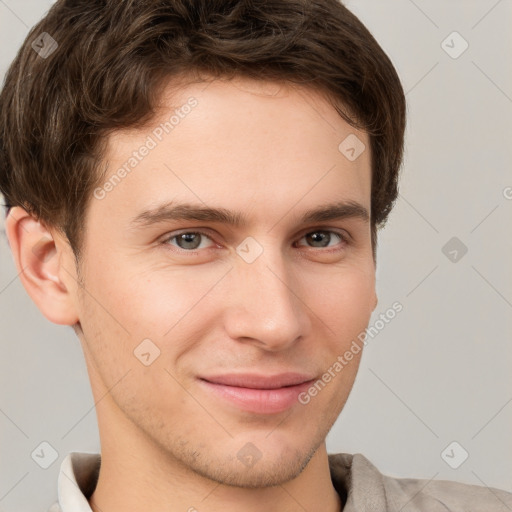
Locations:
176;436;319;489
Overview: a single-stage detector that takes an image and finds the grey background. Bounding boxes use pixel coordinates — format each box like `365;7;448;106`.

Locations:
1;0;511;510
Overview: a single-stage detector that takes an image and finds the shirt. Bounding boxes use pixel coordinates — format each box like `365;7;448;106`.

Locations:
47;451;512;511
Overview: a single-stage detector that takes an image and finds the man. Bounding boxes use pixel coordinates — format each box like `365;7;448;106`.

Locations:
0;0;510;511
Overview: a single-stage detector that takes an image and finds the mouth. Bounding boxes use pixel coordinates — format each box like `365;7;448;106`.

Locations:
198;373;316;414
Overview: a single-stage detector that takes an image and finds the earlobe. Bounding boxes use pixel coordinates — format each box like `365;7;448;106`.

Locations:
5;207;80;325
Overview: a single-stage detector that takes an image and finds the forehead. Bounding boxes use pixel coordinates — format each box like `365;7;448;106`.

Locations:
93;76;372;230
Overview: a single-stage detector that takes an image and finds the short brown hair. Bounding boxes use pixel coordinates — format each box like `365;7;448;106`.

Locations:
0;0;406;263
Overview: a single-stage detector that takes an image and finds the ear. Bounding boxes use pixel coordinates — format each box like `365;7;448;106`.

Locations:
5;206;80;325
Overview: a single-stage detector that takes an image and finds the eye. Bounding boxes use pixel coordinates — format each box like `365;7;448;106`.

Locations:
295;230;349;250
161;228;350;254
163;230;216;251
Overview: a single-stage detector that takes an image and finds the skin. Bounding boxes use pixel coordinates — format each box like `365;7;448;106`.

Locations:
6;76;377;512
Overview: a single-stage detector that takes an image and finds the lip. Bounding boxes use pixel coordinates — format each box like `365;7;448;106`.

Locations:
198;373;316;414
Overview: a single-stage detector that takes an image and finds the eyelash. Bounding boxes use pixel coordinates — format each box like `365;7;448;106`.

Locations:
161;228;350;255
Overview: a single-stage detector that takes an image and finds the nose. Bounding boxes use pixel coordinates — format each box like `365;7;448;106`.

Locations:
222;245;312;352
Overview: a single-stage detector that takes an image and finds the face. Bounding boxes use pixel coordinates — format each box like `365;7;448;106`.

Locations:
70;76;376;487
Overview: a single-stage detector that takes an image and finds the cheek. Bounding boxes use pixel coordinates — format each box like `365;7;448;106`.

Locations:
121;265;229;333
305;263;375;337
82;260;229;364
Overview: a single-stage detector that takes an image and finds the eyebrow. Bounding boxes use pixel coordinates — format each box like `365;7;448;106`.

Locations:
129;199;370;229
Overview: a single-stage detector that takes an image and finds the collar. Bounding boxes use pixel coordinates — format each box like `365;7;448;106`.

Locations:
51;452;100;512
